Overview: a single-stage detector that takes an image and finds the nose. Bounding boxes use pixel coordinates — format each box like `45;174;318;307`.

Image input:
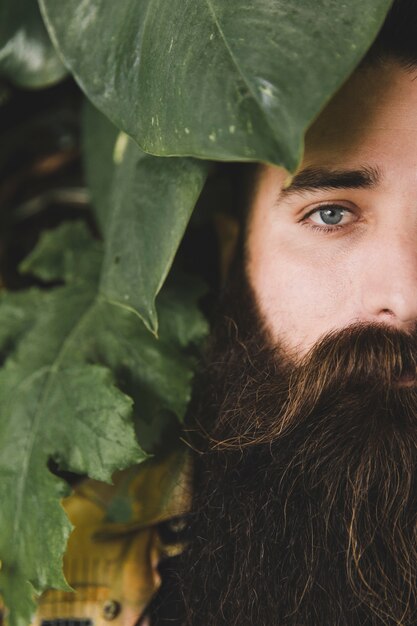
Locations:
360;228;417;328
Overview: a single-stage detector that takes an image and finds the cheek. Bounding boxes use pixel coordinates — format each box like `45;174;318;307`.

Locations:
246;228;353;352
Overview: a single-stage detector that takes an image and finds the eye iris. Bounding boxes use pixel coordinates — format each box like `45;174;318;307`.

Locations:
319;207;344;225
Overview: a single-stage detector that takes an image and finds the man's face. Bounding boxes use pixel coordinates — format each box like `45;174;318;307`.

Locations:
247;59;417;358
176;59;417;626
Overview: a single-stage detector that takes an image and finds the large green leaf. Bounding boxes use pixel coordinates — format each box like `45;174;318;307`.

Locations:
0;222;207;625
83;103;210;333
0;0;67;88
19;221;207;427
40;0;392;169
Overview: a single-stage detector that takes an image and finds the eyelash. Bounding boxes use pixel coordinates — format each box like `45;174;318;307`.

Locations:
300;204;356;233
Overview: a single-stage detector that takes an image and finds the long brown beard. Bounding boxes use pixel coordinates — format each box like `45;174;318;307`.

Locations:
172;268;417;626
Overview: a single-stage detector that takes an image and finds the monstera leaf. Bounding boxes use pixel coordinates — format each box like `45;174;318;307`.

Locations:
0;222;207;626
40;0;392;169
0;0;66;87
83;102;210;333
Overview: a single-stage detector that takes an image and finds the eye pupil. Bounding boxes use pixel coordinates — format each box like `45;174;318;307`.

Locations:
320;207;344;225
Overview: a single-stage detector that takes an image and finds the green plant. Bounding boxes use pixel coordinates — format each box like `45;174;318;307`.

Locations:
0;1;393;623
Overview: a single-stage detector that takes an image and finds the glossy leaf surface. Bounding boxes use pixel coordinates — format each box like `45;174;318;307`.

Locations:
40;0;392;168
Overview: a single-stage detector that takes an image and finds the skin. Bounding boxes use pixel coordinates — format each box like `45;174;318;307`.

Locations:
246;59;417;359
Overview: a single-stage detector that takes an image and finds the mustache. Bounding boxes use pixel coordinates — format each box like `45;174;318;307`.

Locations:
209;322;417;449
297;321;417;389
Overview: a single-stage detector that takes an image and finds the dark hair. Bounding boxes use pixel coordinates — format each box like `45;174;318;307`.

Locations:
363;0;417;69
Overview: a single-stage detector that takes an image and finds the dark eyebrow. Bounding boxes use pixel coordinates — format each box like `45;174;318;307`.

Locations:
279;165;382;199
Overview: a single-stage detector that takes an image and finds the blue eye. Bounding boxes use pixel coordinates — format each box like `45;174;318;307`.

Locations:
312;206;345;225
317;207;344;225
306;204;355;228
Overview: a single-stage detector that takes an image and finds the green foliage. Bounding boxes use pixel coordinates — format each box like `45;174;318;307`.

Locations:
40;0;391;169
0;0;395;622
0;221;207;622
0;224;138;624
0;0;67;87
83;103;210;333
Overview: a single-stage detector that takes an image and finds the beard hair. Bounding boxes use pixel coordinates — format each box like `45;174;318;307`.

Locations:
171;263;417;626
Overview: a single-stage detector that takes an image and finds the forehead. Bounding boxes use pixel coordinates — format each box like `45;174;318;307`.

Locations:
302;59;417;171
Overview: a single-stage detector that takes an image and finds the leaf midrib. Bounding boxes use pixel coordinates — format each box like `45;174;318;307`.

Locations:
203;0;282;144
